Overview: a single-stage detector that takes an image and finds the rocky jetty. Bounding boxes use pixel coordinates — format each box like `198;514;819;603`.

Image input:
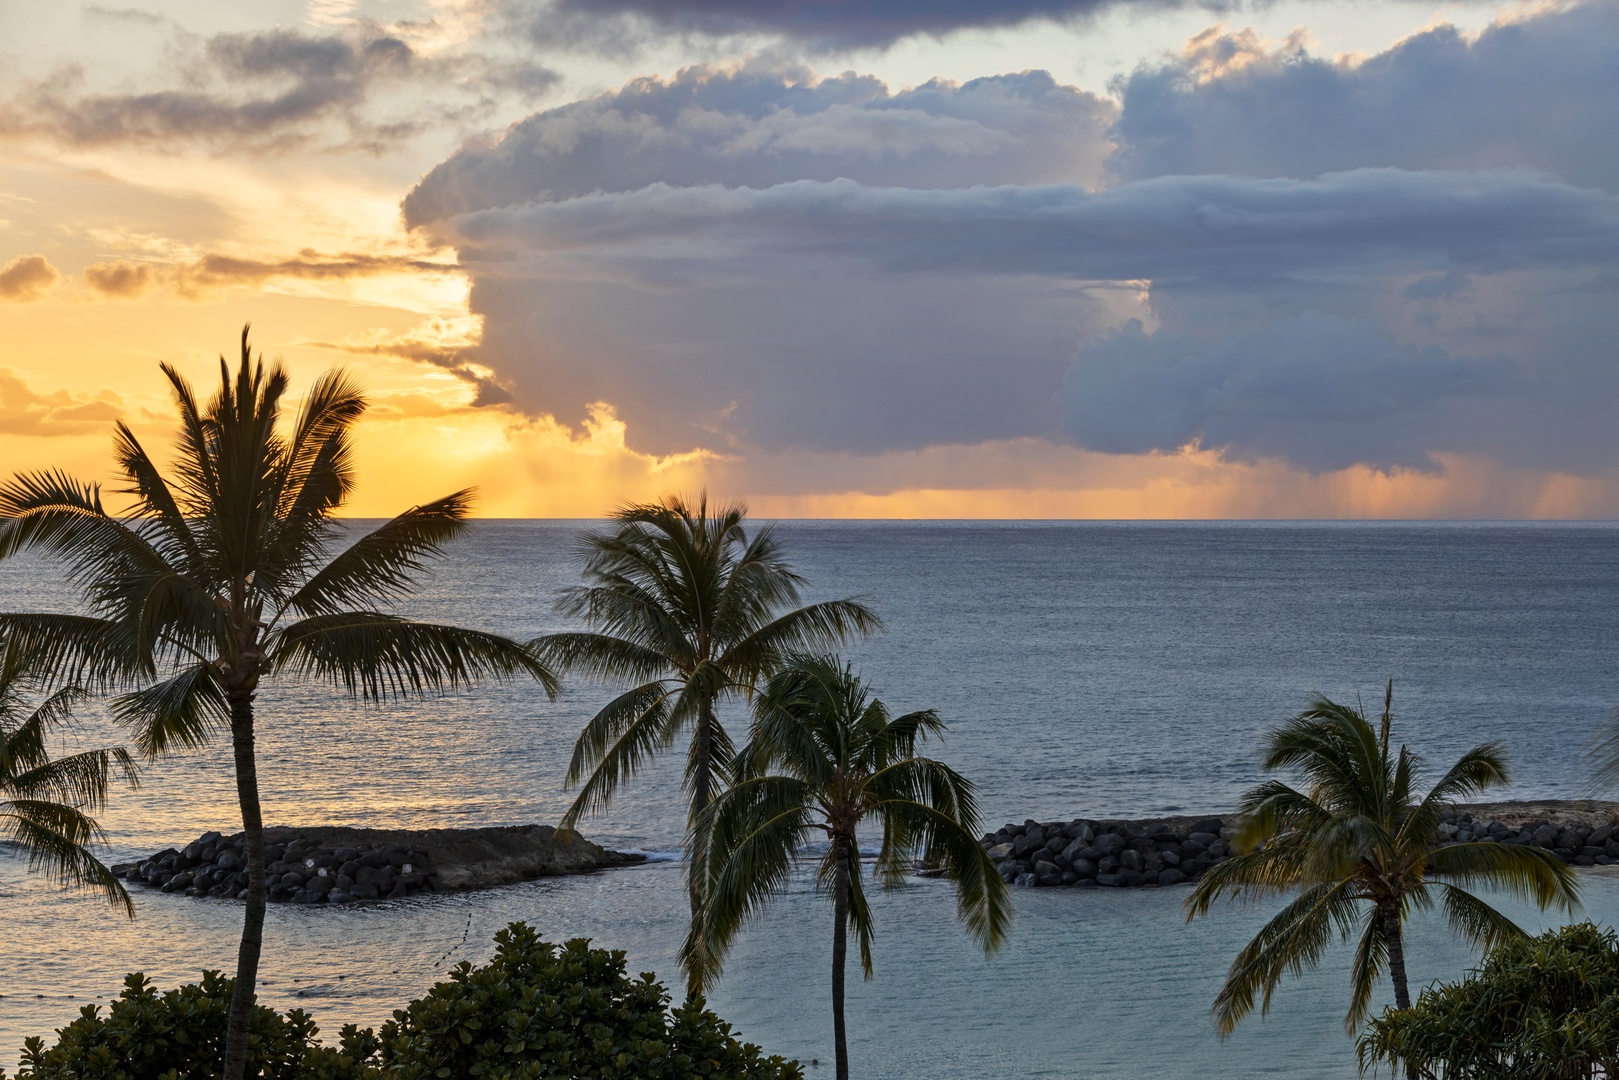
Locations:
983;815;1235;889
114;824;645;906
984;800;1619;889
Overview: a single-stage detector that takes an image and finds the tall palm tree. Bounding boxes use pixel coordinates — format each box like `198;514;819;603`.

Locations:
0;632;137;914
0;328;556;1080
534;495;880;976
1186;681;1579;1060
688;656;1010;1080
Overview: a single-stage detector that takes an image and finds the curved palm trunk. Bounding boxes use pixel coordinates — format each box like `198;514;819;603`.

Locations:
1382;901;1416;1080
831;834;851;1080
223;691;267;1080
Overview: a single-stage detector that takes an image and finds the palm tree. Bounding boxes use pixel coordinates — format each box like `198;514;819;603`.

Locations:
534;495;880;979
0;632;137;914
0;327;556;1080
688;655;1010;1080
1186;681;1579;1061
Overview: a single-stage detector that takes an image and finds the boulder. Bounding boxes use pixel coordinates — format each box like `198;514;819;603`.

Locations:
1533;825;1560;848
1093;834;1125;855
1069;858;1098;879
1179;840;1207;859
1033;860;1061;879
1097;856;1119;875
1159;850;1180;867
1158;868;1188;886
1190;819;1224;837
1095;873;1123;887
1188;832;1221;847
1059;837;1090;865
1119;850;1143;873
1013;873;1038;889
987;843;1014;860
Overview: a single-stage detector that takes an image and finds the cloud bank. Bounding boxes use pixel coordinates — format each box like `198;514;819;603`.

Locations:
406;2;1619;482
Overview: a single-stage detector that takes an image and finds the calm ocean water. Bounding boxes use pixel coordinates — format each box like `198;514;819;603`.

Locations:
4;521;1619;1077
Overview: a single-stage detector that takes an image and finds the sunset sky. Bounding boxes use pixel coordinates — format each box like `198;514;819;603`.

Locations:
0;0;1613;517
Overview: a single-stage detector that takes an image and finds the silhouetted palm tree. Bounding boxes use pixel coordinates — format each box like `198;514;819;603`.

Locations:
535;496;879;984
0;633;136;914
689;656;1009;1080
1186;681;1579;1068
0;328;555;1080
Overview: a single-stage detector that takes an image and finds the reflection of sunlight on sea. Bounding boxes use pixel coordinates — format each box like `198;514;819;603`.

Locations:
5;521;1619;1077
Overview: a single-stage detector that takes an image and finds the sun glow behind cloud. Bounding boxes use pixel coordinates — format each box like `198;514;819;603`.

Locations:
0;0;1613;519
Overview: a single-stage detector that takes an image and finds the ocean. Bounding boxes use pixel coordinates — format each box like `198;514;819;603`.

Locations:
4;521;1619;1077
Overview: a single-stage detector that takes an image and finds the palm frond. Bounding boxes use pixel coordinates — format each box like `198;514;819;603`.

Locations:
111;662;230;757
1422;840;1580;912
559;681;679;833
279;492;472;619
272;613;557;700
1211;879;1363;1035
0;799;132;915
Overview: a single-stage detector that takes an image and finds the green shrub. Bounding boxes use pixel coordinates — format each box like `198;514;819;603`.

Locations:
377;922;802;1079
11;970;377;1079
9;924;799;1080
1359;921;1619;1079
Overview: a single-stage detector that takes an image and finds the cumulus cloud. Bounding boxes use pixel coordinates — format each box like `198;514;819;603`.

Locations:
1109;4;1619;190
405;63;1112;225
0;25;557;151
405;2;1619;476
83;260;159;297
0;368;123;434
1062;314;1510;471
0;254;60;301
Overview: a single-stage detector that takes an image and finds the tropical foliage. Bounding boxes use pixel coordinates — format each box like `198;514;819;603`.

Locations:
8;924;796;1080
0;633;136;914
533;496;879;978
377;922;802;1079
690;655;1009;1080
1185;682;1579;1038
1359;922;1619;1080
11;971;379;1080
0;329;555;1079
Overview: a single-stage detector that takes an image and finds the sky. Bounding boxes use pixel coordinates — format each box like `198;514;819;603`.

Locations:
0;0;1613;518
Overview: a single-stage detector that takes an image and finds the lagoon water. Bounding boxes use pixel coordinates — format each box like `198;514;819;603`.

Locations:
5;521;1619;1077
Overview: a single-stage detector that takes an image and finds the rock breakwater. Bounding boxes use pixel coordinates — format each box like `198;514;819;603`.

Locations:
983;816;1235;889
114;824;645;905
983;800;1619;889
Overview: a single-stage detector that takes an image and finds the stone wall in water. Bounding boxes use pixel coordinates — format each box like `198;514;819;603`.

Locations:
982;803;1619;889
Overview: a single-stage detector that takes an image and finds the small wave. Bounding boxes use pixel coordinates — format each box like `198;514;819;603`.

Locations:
620;849;683;862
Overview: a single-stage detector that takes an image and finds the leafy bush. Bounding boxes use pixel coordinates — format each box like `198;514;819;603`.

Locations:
10;970;377;1079
8;924;799;1080
1359;921;1619;1079
377;922;802;1079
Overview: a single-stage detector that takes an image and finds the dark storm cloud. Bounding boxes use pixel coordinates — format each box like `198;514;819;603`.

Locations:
1062;314;1511;472
404;64;1112;226
1109;4;1619;190
440;171;1619;285
0;26;557;151
542;0;1224;49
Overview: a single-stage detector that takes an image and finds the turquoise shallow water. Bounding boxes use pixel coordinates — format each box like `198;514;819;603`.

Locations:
4;521;1619;1077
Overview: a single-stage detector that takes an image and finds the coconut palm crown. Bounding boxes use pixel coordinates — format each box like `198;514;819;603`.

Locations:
689;655;1009;1080
0;632;137;914
1186;682;1579;1041
0;328;556;1080
533;496;880;964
